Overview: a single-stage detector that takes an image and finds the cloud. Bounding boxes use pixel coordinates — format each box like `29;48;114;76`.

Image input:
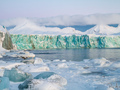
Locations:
0;14;120;27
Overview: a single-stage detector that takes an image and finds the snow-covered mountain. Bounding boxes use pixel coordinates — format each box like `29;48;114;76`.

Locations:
6;23;120;35
0;15;120;35
84;24;120;35
9;20;82;35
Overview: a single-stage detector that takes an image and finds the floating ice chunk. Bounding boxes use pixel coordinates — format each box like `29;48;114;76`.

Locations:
31;80;64;90
0;54;2;58
110;61;120;68
18;72;55;90
18;78;32;89
48;74;67;86
0;69;4;76
19;72;67;90
18;64;49;73
16;51;35;59
83;58;111;67
34;72;55;79
34;58;43;64
61;60;66;62
93;58;111;67
0;60;25;70
5;63;25;70
3;68;32;82
34;72;67;86
0;77;9;90
5;50;35;59
57;63;68;68
53;59;60;62
0;60;6;64
95;85;114;90
22;58;34;64
18;78;64;90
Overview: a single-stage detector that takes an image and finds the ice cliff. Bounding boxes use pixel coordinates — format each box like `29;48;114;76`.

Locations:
0;26;13;50
11;34;120;50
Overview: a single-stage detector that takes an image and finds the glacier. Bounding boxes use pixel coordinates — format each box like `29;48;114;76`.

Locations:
11;34;120;50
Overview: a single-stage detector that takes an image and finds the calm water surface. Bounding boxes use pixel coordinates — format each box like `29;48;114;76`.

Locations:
29;48;120;61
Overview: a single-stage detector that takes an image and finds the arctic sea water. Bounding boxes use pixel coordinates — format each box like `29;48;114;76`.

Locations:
29;48;120;61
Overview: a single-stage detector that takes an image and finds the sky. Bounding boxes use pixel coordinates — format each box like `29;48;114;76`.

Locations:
0;0;120;19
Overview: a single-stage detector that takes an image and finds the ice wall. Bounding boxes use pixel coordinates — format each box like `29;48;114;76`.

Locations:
11;34;120;50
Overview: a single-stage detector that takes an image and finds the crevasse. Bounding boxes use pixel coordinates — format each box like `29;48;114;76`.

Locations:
11;34;120;50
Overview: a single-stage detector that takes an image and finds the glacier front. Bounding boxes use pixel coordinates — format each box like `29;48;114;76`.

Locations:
11;34;120;50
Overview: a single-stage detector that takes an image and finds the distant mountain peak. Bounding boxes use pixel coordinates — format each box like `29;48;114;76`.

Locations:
85;24;117;35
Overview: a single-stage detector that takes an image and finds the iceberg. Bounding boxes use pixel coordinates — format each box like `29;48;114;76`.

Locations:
34;72;55;79
19;72;67;90
3;68;32;82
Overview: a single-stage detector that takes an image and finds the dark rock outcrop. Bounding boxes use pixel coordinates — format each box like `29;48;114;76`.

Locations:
0;26;13;50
